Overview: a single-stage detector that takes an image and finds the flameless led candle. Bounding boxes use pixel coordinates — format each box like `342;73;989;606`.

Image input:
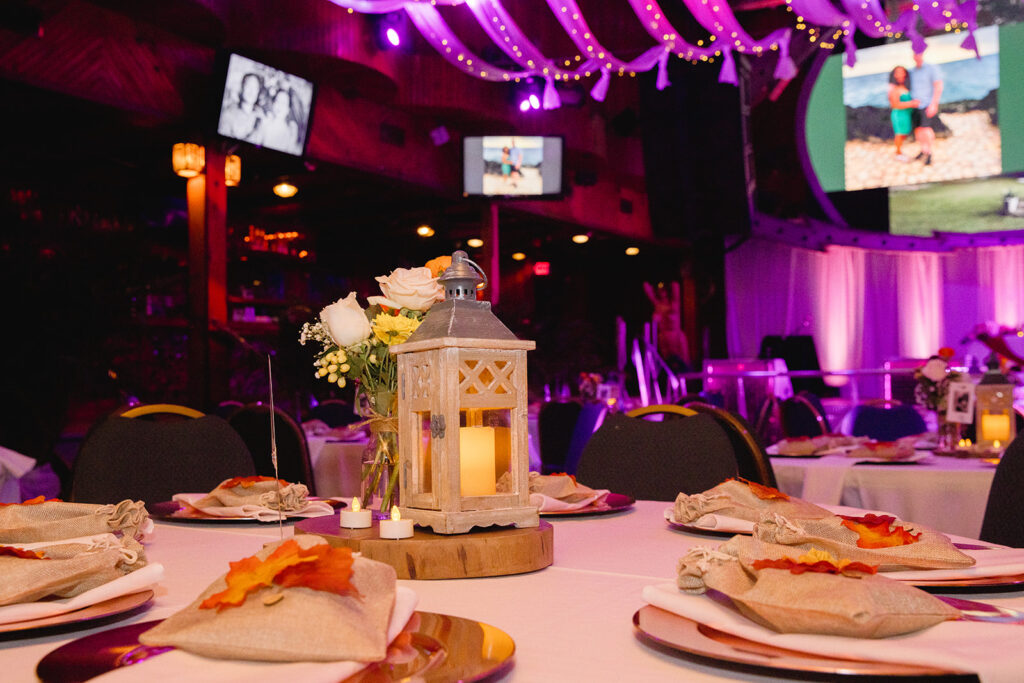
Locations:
378;506;414;539
980;413;1012;444
459;426;497;496
339;497;372;529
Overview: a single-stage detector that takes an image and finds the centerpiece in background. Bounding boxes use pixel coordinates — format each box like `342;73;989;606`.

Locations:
391;251;538;534
913;348;969;451
301;255;451;516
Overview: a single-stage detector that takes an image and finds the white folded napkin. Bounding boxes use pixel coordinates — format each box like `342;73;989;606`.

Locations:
642;582;1023;683
171;493;334;522
531;490;610;512
662;507;754;533
95;586;419;683
884;548;1024;582
0;562;164;626
0;446;36;504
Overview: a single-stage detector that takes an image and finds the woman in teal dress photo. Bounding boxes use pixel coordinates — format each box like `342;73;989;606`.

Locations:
888;66;919;162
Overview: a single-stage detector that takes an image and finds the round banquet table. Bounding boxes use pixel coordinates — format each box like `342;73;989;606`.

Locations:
4;500;1024;682
771;454;997;539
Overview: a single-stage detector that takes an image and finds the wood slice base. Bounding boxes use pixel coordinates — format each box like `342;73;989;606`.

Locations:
295;513;553;580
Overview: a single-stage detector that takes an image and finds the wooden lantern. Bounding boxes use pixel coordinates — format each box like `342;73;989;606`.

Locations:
975;369;1016;449
392;251;538;534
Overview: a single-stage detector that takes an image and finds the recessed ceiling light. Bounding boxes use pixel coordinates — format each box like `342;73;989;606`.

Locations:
416;224;435;237
571;234;590;244
625;246;640;256
273;182;298;198
467;238;484;248
511;252;526;261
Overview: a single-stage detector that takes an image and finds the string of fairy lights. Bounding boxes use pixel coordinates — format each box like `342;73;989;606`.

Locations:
326;0;980;102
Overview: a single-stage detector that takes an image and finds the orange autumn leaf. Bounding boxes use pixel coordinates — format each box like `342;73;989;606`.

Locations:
728;477;789;501
219;476;285;490
200;539;318;611
752;557;877;576
0;496;61;507
0;545;47;559
274;544;358;598
839;514;921;549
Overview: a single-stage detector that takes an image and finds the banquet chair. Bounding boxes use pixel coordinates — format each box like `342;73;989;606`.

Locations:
213;400;245;421
228;404;316;495
683;401;777;487
71;414;255;504
846;401;927;441
979;435;1024;546
309;399;360;427
574;408;738;501
779;392;831;438
538;400;583;474
120;403;205;420
561;401;609;475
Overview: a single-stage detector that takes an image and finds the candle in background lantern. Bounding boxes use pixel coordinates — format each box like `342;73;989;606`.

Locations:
379;505;414;539
339;497;372;529
459;426;497;496
980;413;1012;444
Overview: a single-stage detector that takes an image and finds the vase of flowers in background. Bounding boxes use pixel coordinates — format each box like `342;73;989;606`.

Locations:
300;255;450;516
914;348;967;451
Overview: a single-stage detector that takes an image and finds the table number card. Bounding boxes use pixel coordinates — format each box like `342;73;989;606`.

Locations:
945;381;976;424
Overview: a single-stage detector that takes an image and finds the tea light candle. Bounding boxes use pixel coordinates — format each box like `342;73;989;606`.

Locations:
378;506;414;539
339;497;372;529
459;426;497;496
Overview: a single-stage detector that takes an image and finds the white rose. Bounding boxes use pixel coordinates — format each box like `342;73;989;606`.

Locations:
367;266;443;312
920;357;948;383
320;292;372;347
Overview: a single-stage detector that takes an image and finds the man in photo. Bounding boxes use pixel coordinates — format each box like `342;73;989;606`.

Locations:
909;50;943;166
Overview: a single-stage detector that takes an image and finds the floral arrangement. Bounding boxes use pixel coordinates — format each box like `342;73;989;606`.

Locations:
299;256;450;512
913;347;965;413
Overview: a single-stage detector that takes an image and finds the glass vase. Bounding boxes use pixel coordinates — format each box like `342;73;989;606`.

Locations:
937;416;963;452
361;427;399;520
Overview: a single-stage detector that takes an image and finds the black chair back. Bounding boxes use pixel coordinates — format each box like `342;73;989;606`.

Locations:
575;412;738;501
980;435;1024;546
229;404;316;495
684;401;777;487
848;402;927;441
309;399;360;427
562;401;609;475
779;393;830;438
538;401;583;474
71;415;255;504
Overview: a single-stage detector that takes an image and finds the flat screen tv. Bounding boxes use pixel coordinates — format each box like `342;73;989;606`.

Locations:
463;136;564;198
216;53;315;157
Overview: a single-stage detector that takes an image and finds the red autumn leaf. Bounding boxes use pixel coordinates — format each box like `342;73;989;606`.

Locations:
0;496;61;507
839;514;922;549
727;477;790;501
752;557;878;576
200;539;317;611
0;545;47;559
274;544;358;598
219;476;286;490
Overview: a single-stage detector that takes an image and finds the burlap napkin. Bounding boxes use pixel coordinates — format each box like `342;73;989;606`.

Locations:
673;478;832;526
846;436;918;461
0;533;147;605
524;472;610;512
0;498;149;543
175;477;333;521
734;511;976;570
140;536;398;663
675;546;958;638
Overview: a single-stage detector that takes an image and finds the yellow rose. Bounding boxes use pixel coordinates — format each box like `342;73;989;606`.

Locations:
371;312;421;345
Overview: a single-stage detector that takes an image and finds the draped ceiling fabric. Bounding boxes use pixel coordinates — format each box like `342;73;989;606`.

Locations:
726;239;1024;396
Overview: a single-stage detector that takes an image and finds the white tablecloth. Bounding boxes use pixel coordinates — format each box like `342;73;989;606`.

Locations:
771;454;997;539
5;501;1023;682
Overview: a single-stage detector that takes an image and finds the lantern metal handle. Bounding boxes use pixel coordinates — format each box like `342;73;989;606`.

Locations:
461;255;488;292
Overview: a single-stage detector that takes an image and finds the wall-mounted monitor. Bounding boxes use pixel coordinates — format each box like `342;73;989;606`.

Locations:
463;136;564;198
216;53;315;157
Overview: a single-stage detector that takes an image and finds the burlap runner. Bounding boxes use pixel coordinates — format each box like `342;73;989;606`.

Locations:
0;499;149;543
139;536;397;663
745;512;975;570
676;546;959;638
673;479;832;525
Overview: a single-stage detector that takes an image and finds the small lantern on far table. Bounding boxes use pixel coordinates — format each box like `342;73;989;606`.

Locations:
391;250;538;534
975;368;1016;451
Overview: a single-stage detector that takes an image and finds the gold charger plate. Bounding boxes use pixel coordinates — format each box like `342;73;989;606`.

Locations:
36;611;515;682
633;605;968;679
0;590;154;637
150;499;342;523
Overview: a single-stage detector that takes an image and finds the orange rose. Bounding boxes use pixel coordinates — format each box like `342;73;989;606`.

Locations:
424;255;452;279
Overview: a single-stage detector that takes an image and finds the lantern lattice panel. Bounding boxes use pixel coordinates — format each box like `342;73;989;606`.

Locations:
458;353;518;409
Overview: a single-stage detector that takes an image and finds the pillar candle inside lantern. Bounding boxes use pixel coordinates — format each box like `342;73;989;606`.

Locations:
980;413;1012;443
459;426;497;496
